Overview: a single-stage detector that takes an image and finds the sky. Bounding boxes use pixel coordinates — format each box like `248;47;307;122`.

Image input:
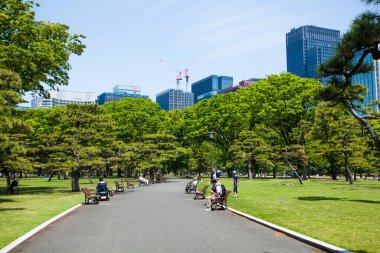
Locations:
23;0;373;104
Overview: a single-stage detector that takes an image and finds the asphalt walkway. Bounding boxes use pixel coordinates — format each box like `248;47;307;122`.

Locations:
11;179;323;253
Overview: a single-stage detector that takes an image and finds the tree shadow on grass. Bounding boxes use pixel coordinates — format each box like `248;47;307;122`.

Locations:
297;196;380;204
297;196;346;201
0;207;25;212
349;199;380;204
6;187;73;195
0;198;17;203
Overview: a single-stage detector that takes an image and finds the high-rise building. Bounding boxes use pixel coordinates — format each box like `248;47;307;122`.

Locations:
352;54;380;112
156;89;194;111
31;90;96;108
286;25;340;84
286;25;379;112
191;75;233;103
97;85;149;105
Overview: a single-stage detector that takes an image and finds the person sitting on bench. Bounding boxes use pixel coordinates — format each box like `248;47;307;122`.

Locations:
205;178;222;209
139;175;149;185
96;178;107;194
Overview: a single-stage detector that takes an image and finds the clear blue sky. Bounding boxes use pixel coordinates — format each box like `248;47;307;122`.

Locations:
26;0;371;103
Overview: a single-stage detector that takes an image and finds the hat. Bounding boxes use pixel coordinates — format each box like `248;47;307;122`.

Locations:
232;170;236;174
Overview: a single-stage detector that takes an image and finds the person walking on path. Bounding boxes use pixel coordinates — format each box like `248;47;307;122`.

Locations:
210;168;221;181
232;171;239;198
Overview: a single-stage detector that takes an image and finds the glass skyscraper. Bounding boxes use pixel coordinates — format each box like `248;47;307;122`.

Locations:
156;89;194;111
287;25;379;112
191;75;233;103
286;25;340;85
351;54;380;112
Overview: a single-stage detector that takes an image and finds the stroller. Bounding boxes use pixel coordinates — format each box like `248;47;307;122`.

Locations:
97;185;110;201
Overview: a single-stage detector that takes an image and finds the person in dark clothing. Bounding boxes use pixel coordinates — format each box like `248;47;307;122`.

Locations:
96;177;107;194
232;170;239;198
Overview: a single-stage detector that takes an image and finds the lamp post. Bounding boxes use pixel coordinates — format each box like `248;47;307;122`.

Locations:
209;131;214;177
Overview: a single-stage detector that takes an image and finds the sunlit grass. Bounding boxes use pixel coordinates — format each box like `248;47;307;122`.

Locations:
199;177;380;253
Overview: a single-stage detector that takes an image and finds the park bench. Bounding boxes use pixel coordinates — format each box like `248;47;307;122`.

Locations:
194;184;208;199
211;190;230;211
81;187;99;204
185;180;199;194
114;181;125;192
148;178;154;185
125;179;135;189
160;176;167;182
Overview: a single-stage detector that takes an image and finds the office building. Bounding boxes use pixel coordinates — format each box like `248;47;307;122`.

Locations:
219;78;261;94
31;90;96;108
191;75;233;103
352;54;380;112
286;25;379;112
286;25;340;85
97;92;149;105
97;85;149;105
156;89;194;111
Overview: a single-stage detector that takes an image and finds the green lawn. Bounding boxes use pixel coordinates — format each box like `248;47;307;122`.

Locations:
199;177;380;253
0;176;133;249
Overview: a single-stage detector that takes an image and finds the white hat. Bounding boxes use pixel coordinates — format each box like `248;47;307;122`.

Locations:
232;170;236;174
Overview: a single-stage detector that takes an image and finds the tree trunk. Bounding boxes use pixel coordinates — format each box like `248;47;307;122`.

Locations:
88;175;93;184
5;171;11;186
57;173;61;180
273;166;277;179
345;155;354;184
64;173;68;180
247;158;252;180
341;99;380;152
302;166;308;180
293;170;303;185
71;169;80;192
37;168;42;176
354;170;357;181
48;173;55;182
117;168;122;178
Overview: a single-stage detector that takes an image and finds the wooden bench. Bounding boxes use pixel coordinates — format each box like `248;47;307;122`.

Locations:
81;187;99;204
125;179;135;189
160;176;167;182
186;181;198;194
211;190;230;211
194;184;209;199
114;181;125;192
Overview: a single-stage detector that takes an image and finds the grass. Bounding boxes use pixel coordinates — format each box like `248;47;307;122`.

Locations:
199;177;380;253
0;176;135;249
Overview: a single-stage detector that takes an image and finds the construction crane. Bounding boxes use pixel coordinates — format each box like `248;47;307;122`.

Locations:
160;59;182;90
184;61;194;92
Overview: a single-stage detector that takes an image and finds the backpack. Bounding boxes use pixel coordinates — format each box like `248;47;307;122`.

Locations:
220;184;226;197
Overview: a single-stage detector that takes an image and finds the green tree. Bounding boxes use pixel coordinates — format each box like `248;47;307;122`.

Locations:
0;0;86;95
318;9;380;151
310;102;367;183
229;130;272;180
0;68;31;185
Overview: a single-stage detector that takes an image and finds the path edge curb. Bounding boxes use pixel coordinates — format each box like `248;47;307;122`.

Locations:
228;207;351;253
0;204;82;253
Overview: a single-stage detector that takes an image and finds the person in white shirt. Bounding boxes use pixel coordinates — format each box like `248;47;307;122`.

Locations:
139;175;149;185
205;178;222;209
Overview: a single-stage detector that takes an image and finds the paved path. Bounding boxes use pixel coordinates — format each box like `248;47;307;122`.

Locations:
11;179;323;253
